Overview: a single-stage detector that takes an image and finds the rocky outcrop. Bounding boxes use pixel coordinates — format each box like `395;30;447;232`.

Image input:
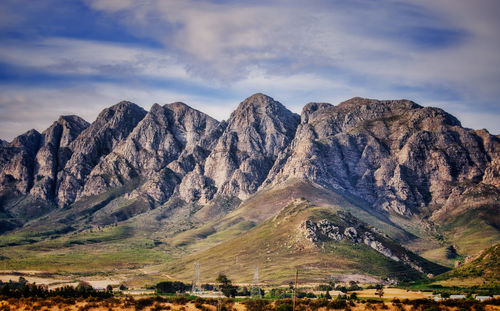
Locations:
300;217;423;271
266;98;499;216
0;129;41;193
56;101;147;207
81;102;223;205
203;93;300;200
30;116;89;200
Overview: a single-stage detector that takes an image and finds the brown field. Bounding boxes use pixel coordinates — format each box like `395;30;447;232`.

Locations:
0;270;126;290
352;288;433;299
1;296;499;311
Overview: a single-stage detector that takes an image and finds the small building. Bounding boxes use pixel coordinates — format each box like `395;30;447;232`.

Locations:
449;295;466;300
475;296;492;302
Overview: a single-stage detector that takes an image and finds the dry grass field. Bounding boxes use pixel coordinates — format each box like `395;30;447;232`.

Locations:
1;296;499;311
352;288;433;299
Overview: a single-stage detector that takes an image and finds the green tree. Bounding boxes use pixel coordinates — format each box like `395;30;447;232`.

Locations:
325;290;332;300
216;273;237;298
446;245;458;259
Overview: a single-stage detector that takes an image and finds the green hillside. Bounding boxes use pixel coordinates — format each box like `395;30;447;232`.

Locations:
428;243;500;288
164;199;446;284
418;184;500;267
0;180;496;287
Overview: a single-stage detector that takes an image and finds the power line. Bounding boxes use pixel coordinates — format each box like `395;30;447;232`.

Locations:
251;265;261;299
192;261;202;294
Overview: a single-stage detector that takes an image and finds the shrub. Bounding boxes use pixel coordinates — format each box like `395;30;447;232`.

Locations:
276;303;293;311
242;299;270;311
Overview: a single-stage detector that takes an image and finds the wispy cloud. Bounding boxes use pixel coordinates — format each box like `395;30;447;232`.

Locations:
0;38;189;79
0;0;499;140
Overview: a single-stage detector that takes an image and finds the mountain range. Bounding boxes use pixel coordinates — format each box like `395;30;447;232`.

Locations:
0;93;498;285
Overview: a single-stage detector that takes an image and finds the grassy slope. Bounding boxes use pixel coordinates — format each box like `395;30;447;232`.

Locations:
418;185;500;267
431;243;500;288
163;200;444;285
0;180;176;275
169;180;416;254
0;223;172;274
0;179;496;287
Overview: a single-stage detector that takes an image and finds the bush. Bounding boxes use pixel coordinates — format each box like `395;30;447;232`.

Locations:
0;279;112;299
317;285;333;291
328;300;347;309
216;274;238;298
156;281;190;294
446;245;458;259
276;303;293;311
242;299;270;311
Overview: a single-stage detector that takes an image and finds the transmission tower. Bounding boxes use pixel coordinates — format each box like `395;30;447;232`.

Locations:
250;265;261;298
192;262;202;293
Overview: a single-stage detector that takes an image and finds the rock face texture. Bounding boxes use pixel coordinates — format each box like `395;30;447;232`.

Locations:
202;93;300;200
81;102;223;205
300;214;424;271
265;98;500;216
56;102;147;207
0;94;498;223
0;129;41;194
31;116;89;201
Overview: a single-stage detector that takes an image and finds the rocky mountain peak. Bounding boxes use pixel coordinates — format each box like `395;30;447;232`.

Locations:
93;101;146;127
230;93;292;124
266;96;497;216
79;101;223;206
202;94;300;201
0;129;41;193
165;101;191;111
29;114;90;201
0;94;498;230
11;129;41;149
301;102;333;123
225;93;300;156
57;114;88;125
53;115;89;147
56;101;147;207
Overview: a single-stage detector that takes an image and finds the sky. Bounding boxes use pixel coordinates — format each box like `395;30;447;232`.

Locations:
0;0;499;141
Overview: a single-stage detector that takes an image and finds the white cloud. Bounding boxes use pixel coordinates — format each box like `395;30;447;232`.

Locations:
0;38;190;80
1;0;500;139
81;0;500;98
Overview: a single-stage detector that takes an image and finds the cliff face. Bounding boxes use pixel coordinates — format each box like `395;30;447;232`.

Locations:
201;93;300;201
81;102;224;205
264;98;499;216
0;94;498;221
0;129;41;194
31;115;89;201
56;101;147;207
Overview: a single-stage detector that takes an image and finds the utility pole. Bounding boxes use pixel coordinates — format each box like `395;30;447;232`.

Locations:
192;262;202;294
251;265;261;298
293;269;298;311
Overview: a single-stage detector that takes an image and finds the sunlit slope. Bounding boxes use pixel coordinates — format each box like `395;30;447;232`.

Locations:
169;180;417;253
429;243;500;288
164;199;447;284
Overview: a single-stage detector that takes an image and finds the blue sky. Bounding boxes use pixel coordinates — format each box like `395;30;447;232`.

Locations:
0;0;499;141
